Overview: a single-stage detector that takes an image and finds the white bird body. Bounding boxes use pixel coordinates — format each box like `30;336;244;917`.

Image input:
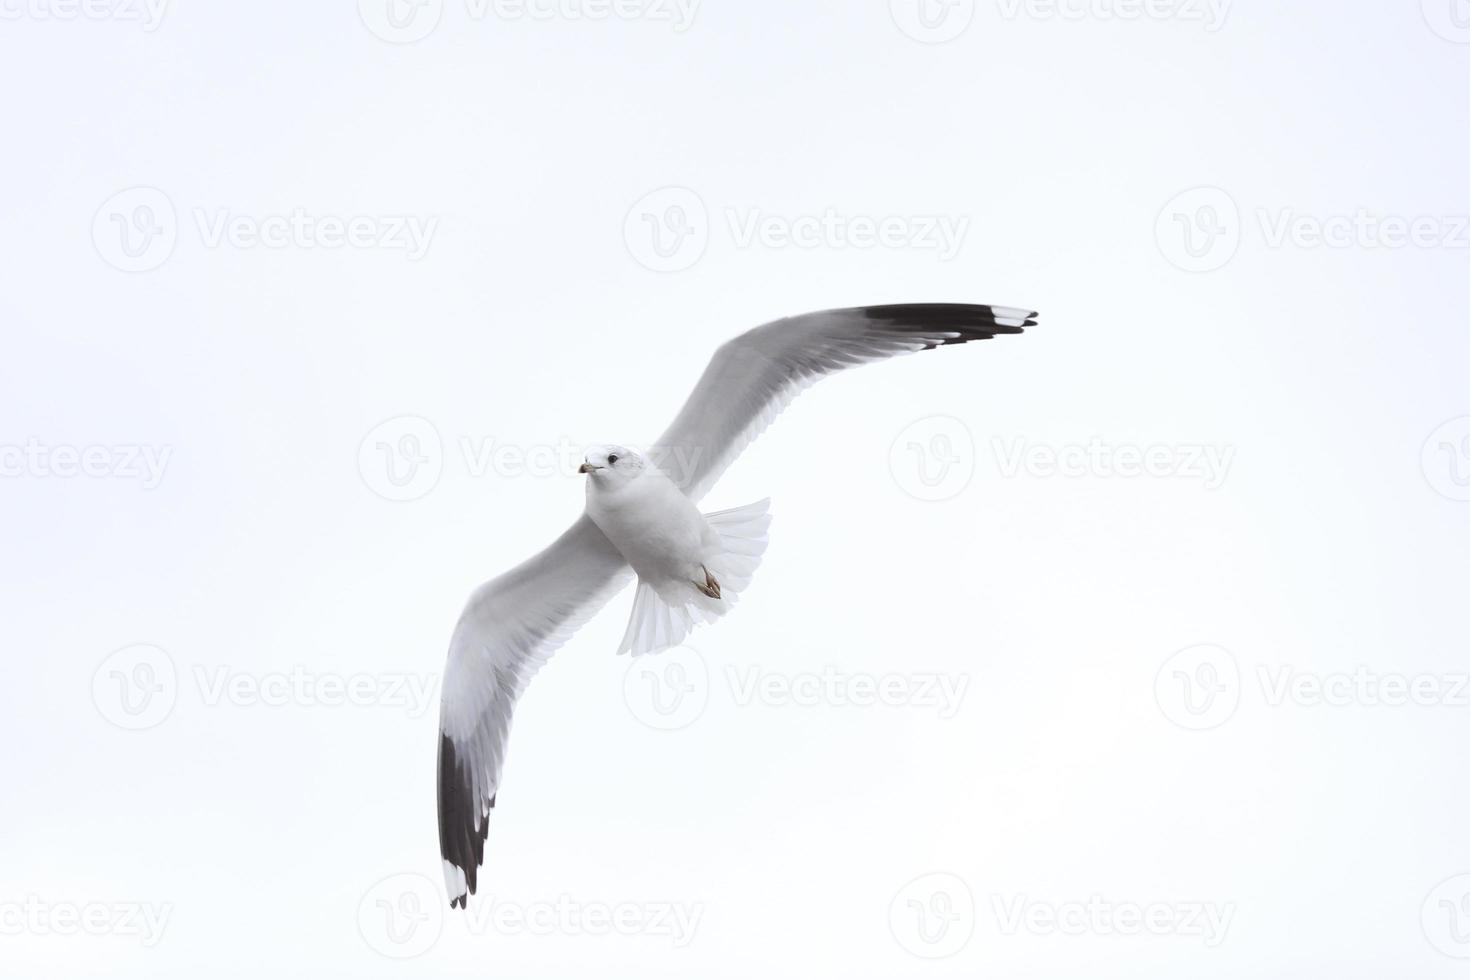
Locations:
583;453;713;588
580;444;771;655
435;302;1038;908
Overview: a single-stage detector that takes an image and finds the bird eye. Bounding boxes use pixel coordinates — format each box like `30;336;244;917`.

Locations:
607;454;619;465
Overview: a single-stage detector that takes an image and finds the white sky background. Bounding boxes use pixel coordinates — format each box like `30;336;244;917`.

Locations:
2;1;1469;977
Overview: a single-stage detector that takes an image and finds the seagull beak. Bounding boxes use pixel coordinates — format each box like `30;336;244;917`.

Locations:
578;463;600;474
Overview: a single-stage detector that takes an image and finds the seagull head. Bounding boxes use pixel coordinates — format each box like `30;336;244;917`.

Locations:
578;445;644;486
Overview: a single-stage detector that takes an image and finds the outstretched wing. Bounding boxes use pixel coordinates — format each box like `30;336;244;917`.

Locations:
652;303;1037;501
437;515;632;908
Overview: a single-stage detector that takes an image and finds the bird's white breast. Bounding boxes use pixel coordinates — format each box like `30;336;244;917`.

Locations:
585;468;713;584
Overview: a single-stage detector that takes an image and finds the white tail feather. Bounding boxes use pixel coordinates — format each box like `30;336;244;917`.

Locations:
617;498;771;656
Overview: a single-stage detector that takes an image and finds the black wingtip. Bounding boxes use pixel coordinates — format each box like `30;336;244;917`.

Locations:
438;733;494;909
858;303;1039;349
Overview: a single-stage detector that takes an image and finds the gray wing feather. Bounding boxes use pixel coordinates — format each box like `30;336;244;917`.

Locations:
437;515;632;907
652;303;1037;501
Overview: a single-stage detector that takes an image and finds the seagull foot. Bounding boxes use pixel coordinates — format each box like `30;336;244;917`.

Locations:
696;567;721;599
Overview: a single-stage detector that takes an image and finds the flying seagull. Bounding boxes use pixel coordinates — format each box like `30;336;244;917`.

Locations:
437;302;1037;907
